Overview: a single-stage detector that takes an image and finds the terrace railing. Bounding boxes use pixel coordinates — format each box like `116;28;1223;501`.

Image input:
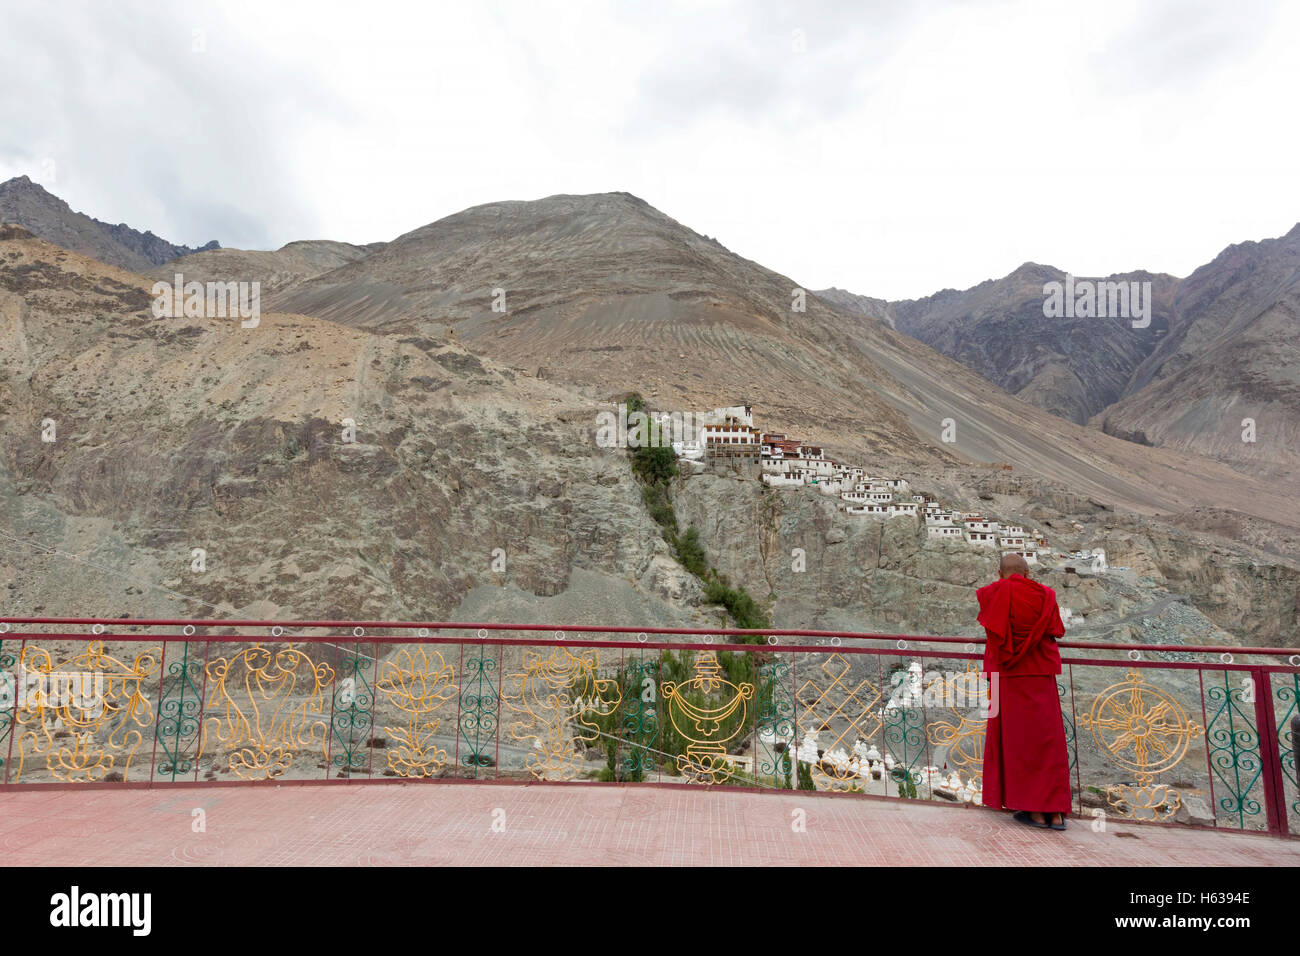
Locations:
0;618;1297;837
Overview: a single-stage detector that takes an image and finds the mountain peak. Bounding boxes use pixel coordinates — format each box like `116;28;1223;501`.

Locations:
460;190;658;220
1;174;58;200
1007;261;1062;283
390;190;701;256
0;177;219;271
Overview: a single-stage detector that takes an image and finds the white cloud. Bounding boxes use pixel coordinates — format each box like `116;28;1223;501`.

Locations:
1;0;1296;297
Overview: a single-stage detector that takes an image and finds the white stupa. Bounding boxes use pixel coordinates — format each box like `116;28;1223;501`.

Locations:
795;730;821;765
824;746;851;771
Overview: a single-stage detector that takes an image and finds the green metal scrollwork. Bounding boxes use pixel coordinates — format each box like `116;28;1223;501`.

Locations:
621;655;659;782
882;699;926;789
1205;673;1263;827
458;644;498;776
330;643;374;775
756;655;795;788
155;642;204;780
1277;675;1299;819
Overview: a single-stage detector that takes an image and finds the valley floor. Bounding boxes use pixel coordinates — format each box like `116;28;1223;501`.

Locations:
1;780;1295;867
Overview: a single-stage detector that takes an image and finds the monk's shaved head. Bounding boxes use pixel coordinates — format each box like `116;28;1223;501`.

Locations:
999;553;1030;578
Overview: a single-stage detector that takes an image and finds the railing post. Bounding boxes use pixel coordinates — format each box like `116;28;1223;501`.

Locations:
1292;712;1300;808
1253;667;1288;836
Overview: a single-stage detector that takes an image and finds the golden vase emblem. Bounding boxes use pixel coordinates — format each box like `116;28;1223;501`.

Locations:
662;652;754;783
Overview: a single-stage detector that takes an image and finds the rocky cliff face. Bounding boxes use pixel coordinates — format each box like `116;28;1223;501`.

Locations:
672;470;1296;648
814;287;894;328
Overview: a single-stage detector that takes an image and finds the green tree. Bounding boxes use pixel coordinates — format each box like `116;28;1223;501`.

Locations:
897;772;918;799
797;759;817;791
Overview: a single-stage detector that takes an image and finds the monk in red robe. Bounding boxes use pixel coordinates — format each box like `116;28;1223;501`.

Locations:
977;553;1072;829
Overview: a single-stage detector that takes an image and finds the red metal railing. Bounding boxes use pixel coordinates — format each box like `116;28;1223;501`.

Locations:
1;618;1296;837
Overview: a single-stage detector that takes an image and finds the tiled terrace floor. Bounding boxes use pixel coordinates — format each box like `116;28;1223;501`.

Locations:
2;782;1296;866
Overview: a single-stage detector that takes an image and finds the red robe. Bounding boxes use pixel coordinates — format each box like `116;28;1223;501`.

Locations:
977;574;1072;813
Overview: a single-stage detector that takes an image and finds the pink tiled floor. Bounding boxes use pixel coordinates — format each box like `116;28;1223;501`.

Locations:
1;783;1295;866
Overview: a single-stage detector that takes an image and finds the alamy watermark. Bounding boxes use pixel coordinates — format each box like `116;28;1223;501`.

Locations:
886;665;1000;717
595;403;705;449
1043;274;1151;329
151;273;260;328
0;667;106;715
49;886;151;936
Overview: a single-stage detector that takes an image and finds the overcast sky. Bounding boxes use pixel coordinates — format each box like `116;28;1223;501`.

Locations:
2;0;1297;299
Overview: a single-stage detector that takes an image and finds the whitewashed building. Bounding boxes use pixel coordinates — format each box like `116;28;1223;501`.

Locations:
928;525;963;540
671;439;704;461
700;404;754;428
764;455;834;480
700;422;759;446
1002;548;1039;565
793;457;836;480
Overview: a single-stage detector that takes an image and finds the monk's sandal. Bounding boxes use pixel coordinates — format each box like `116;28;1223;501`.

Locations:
1013;810;1051;829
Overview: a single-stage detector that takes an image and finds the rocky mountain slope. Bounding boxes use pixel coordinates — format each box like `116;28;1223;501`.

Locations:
820;223;1300;480
815;287;894;328
0;225;698;625
0;175;219;271
826;266;1176;425
152;239;385;299
1;193;1296;649
245;193;1296;527
1095;226;1300;481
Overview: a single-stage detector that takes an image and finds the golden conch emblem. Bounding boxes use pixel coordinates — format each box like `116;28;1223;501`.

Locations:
199;645;335;780
376;647;457;778
1079;669;1204;819
505;647;622;780
662;652;754;784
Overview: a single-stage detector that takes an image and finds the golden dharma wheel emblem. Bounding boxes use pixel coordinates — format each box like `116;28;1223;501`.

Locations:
1079;669;1203;820
1080;670;1200;777
662;652;754;784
